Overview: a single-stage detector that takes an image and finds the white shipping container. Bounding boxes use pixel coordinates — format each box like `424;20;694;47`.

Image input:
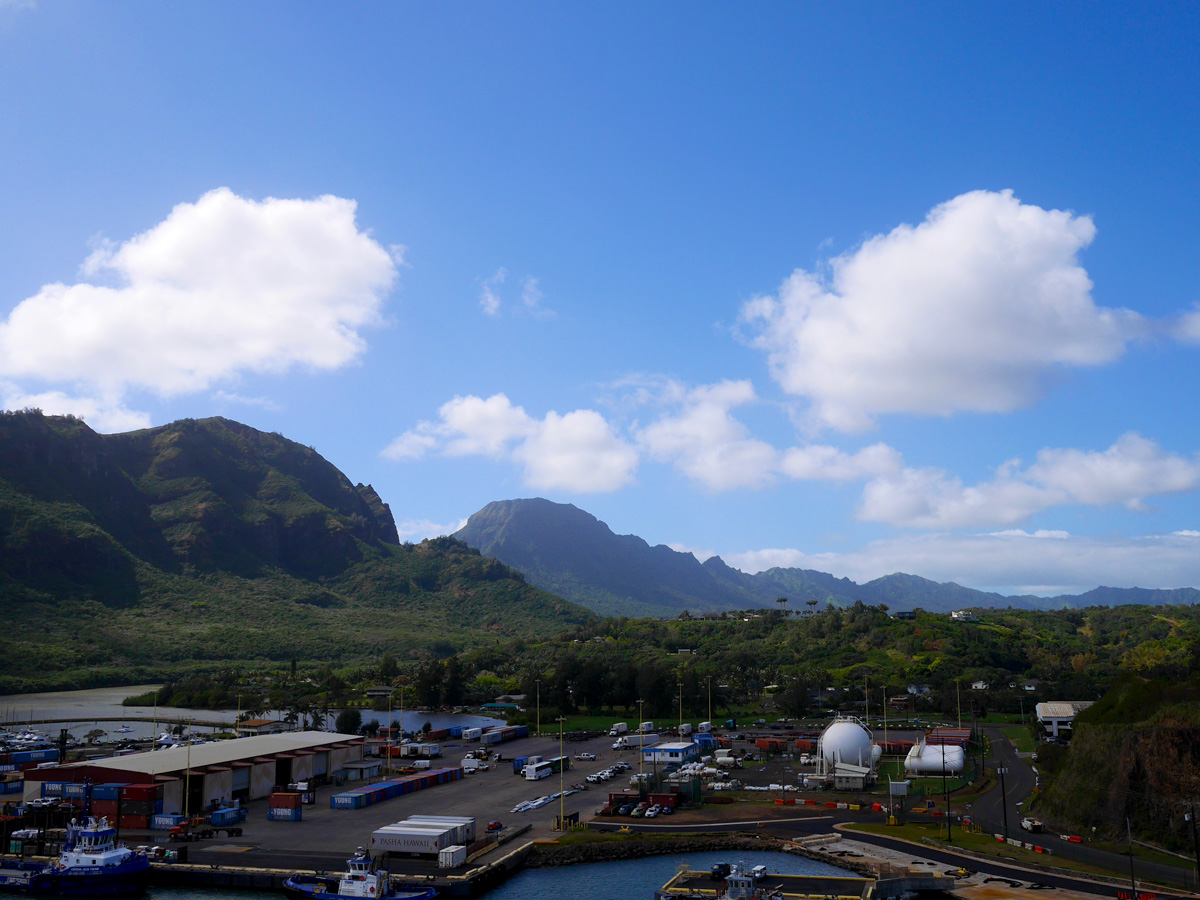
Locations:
639;721;655;732
679;723;693;736
405;815;477;843
438;845;468;869
371;824;456;855
698;722;713;733
461;727;483;741
481;731;502;744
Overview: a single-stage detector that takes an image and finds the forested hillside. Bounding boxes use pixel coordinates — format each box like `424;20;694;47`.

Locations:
0;412;591;692
456;498;1200;617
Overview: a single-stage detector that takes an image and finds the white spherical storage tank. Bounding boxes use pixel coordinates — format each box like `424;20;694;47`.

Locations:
818;719;873;768
904;742;965;776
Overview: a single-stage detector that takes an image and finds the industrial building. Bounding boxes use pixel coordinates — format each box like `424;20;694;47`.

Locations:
640;741;701;767
1035;700;1094;737
23;731;363;814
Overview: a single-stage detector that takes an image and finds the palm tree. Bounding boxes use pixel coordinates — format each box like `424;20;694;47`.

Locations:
776;597;789;617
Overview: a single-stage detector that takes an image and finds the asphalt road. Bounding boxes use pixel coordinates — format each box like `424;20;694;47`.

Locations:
972;724;1038;837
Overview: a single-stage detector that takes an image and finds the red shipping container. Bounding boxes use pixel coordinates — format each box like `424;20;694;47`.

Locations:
120;784;161;801
119;815;149;830
92;800;119;818
269;792;302;809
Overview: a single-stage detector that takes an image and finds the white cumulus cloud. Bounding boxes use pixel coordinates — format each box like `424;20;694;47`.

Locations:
382;393;637;493
742;189;1142;432
636;380;779;490
858;433;1200;529
0;188;397;427
724;530;1200;596
0;383;150;433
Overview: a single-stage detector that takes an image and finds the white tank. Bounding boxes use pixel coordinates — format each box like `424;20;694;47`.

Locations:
818;719;873;768
871;744;883;767
904;742;965;776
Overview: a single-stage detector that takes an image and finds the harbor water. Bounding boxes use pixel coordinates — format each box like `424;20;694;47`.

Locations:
127;851;851;900
0;685;503;740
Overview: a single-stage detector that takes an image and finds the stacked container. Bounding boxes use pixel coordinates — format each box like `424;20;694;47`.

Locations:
438;845;467;868
268;792;303;822
119;783;163;830
404;815;475;843
329;768;464;810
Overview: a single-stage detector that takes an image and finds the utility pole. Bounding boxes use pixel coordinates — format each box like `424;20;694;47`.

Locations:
943;759;952;843
997;765;1009;840
1187;803;1200;890
1127;817;1138;900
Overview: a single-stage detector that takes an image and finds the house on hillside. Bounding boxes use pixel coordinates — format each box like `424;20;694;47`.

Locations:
365;685;394;700
950;610;978;622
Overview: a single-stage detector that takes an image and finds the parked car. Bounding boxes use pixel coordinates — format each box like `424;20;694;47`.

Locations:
577;752;596;761
618;803;634;815
486;820;504;832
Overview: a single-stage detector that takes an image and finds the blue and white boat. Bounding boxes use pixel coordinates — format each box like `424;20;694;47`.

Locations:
284;848;437;900
0;816;150;895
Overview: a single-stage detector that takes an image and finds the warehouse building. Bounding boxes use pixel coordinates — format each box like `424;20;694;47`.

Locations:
23;731;363;814
1035;701;1094;738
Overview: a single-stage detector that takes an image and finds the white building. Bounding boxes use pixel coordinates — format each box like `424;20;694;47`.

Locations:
641;741;700;766
1035;701;1094;737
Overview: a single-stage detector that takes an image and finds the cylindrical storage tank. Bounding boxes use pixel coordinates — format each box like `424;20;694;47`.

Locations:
818;720;873;768
903;743;965;776
871;744;883;767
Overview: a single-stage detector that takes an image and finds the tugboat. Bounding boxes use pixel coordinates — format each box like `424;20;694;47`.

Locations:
284;848;438;900
0;816;150;895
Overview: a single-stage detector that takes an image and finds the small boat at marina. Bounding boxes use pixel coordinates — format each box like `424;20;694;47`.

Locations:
284;848;437;900
0;816;150;896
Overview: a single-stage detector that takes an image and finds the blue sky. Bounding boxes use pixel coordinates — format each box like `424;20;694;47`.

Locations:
1;3;1198;595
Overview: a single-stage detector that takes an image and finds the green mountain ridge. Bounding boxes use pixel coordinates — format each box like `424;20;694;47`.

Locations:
455;498;1200;617
0;412;592;692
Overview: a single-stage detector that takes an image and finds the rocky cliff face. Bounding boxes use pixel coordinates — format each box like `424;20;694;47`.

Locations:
0;412;402;589
1038;712;1200;850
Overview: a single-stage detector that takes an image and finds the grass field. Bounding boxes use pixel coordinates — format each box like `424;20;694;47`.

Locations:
998;724;1037;753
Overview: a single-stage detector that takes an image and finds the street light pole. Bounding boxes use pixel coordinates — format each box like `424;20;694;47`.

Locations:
536;681;540;738
678;682;683;734
558;716;565;831
638;699;645;783
997;765;1009;840
707;677;712;725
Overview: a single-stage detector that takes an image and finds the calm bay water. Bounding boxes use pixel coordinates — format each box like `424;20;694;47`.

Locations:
0;685;503;740
138;851;851;900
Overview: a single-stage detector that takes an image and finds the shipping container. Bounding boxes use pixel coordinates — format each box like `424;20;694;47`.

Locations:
404;815;476;843
119;815;149;830
267;806;302;822
370;824;456;854
269;792;303;809
438;845;467;869
151;814;187;830
461;727;482;741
